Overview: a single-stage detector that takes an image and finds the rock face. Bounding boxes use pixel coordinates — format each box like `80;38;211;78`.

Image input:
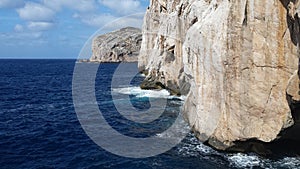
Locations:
90;27;142;62
139;0;300;151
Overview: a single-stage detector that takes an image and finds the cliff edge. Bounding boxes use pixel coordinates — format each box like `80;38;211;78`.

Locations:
139;0;300;153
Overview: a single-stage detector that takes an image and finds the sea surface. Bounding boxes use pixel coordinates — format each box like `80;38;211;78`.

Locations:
1;59;300;169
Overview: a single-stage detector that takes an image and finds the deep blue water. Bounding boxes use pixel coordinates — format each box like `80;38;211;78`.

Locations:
1;59;300;169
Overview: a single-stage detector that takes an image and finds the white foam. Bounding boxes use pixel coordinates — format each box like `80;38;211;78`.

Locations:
227;153;261;168
226;153;300;168
176;141;215;157
135;89;170;98
274;157;300;168
171;131;300;168
174;133;218;157
112;86;185;100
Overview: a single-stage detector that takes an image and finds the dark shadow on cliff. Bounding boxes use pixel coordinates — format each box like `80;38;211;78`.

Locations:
222;139;300;158
280;0;300;45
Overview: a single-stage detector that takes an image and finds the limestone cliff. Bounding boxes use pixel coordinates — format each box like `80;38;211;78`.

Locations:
90;27;142;62
139;0;300;151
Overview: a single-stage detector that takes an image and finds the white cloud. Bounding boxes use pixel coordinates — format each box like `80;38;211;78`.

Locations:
17;2;55;22
14;0;147;32
0;32;42;40
104;15;144;30
0;31;49;47
99;0;144;15
30;32;43;39
76;14;117;28
0;0;24;8
75;13;144;30
73;0;146;29
27;22;54;31
43;0;96;12
14;24;24;32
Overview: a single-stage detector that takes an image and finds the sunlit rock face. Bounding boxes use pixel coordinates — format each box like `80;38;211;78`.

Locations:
139;0;299;151
91;27;142;62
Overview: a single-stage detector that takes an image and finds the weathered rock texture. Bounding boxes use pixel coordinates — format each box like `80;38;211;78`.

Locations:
139;0;300;151
90;27;142;62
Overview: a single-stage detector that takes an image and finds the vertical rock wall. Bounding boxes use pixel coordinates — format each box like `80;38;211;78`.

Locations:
139;0;298;150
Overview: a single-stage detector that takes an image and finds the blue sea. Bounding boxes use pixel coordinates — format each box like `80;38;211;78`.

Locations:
1;59;300;169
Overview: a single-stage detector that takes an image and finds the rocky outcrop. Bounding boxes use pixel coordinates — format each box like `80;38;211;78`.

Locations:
139;0;300;152
90;27;142;62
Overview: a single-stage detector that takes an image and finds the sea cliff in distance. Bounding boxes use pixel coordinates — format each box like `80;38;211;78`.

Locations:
79;27;142;63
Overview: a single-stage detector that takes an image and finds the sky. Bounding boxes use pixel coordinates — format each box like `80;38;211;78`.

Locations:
0;0;149;59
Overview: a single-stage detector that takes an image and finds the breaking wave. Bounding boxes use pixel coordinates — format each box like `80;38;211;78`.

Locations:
176;134;300;169
112;86;186;100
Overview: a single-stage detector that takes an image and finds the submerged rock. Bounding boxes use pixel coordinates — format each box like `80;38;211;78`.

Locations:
90;27;142;62
139;0;300;153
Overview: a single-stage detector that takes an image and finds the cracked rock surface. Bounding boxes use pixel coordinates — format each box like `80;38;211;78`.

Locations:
139;0;299;151
90;27;142;62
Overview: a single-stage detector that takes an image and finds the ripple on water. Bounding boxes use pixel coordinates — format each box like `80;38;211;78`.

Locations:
1;60;300;169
